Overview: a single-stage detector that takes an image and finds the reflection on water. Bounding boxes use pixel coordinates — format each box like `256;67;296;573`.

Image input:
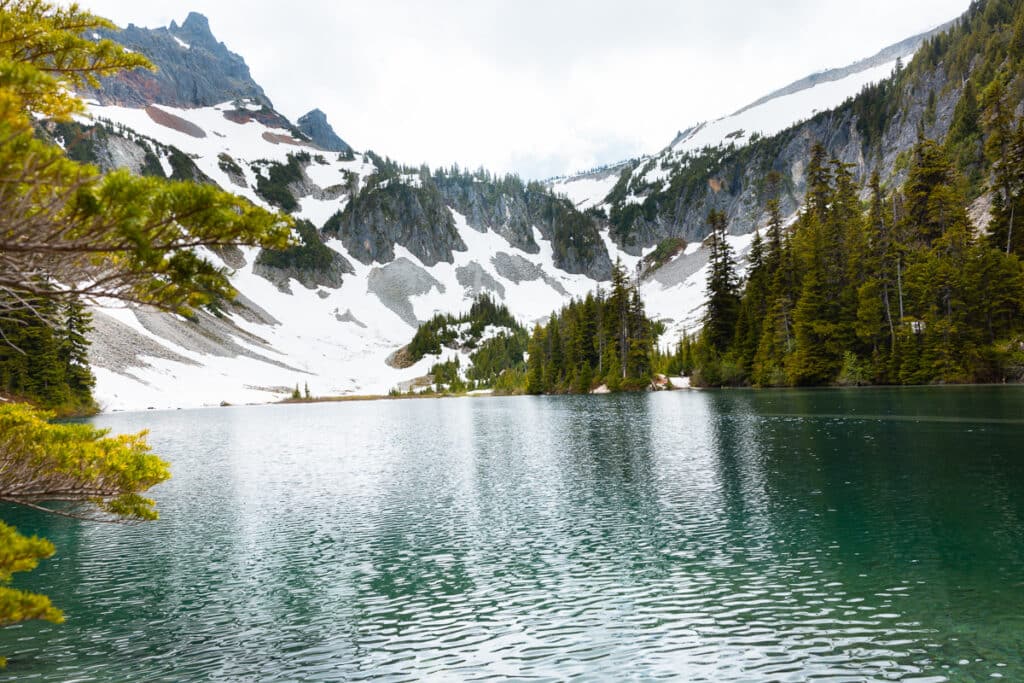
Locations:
2;387;1023;681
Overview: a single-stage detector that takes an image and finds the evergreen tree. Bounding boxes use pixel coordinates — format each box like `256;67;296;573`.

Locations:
524;265;660;394
526;325;546;394
702;210;740;353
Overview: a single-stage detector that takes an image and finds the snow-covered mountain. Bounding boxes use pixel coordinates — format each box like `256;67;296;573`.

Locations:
70;13;957;411
549;22;950;215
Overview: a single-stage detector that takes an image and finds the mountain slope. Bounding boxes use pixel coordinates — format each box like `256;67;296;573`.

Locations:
67;4;1017;410
62;16;615;409
551;8;1020;254
297;109;352;154
548;27;948;214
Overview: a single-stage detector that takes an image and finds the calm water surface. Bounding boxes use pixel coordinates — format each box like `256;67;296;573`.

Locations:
2;387;1024;681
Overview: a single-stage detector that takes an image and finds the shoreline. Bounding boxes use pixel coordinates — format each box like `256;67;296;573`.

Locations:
89;381;1024;415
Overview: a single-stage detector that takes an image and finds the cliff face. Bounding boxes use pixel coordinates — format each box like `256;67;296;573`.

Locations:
298;109;352;154
325;172;612;279
88;12;268;108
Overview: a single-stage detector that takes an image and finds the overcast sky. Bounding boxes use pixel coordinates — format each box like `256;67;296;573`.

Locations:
80;1;971;179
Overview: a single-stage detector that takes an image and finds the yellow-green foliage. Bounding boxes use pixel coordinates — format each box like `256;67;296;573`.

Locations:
0;521;63;666
0;404;170;520
0;0;152;121
0;1;290;664
0;403;170;665
0;1;294;316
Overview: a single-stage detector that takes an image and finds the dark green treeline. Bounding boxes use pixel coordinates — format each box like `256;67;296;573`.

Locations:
525;262;663;394
0;298;95;414
692;138;1024;387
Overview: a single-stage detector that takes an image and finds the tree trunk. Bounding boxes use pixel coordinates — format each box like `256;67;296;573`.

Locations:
883;282;896;352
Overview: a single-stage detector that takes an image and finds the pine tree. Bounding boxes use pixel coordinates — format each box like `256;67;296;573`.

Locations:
58;302;96;407
702;210;740;353
526;325;546;394
983;74;1014;252
604;345;623;392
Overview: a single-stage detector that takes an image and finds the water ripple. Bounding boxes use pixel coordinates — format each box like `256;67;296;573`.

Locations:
1;388;1023;681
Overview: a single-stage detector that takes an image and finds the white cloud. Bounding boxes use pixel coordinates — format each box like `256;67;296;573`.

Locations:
78;0;971;178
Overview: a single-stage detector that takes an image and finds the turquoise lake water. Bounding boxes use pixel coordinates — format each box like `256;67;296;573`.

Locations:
2;386;1023;681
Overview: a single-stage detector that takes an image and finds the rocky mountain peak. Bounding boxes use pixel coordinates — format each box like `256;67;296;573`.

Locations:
180;11;211;35
297;109;352;154
88;13;269;109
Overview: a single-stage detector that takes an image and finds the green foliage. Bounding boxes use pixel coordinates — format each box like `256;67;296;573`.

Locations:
493;367;527;395
467;329;529;384
983;77;1024;256
217;153;243;177
167;147;206;182
526;261;659;394
429;357;469;393
0;403;170;520
641;237;688;275
691;137;1024;387
405;294;528;389
837;351;870;386
946;78;985;193
255;220;335;272
0;1;291;654
253;152;310;212
0;520;63;664
0;402;171;647
702;210;741;353
407;294;521;361
0;298;96;415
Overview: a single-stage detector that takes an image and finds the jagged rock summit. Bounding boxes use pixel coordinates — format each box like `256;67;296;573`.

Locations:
298;109;353;154
88;12;269;108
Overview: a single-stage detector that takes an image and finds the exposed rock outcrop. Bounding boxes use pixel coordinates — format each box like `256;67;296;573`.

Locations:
297;109;352;154
89;12;269;108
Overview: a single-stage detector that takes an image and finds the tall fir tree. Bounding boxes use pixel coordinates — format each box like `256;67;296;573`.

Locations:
702;210;741;353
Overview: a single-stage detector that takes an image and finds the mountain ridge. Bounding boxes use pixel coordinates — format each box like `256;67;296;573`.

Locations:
59;2;1020;409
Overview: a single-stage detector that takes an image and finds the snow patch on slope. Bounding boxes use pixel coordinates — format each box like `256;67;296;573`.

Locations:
90;206;606;411
671;60;901;154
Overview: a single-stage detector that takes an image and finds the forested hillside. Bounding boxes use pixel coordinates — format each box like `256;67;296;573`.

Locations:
691;136;1024;386
396;295;529;393
524;262;662;394
680;0;1024;387
0;301;95;414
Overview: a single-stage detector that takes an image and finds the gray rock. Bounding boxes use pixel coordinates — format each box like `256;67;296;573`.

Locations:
131;307;300;372
331;179;466;267
89;12;269;109
211;245;247;269
93;134;151;175
88;310;198;373
367;258;446;327
335;309;367;328
298;109;352;154
252;251;352;293
491;252;568;295
652;244;710;288
436;176;612;279
456;262;506;298
228;292;280;326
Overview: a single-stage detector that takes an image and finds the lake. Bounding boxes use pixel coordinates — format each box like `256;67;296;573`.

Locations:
2;387;1023;681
